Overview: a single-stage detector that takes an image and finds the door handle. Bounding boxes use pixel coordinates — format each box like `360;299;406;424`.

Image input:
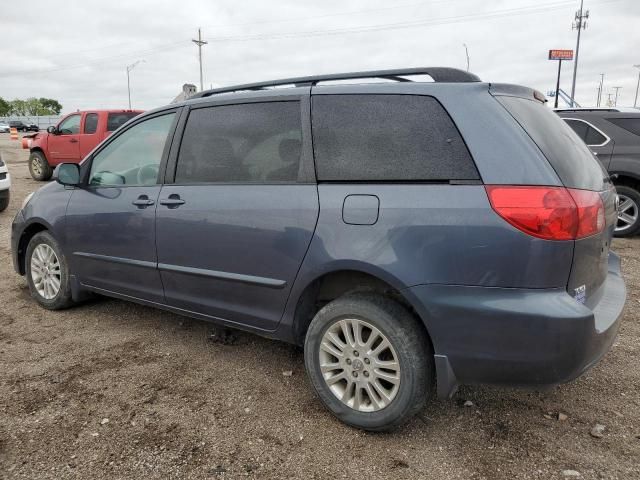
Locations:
69;138;78;143
132;195;155;208
159;194;185;208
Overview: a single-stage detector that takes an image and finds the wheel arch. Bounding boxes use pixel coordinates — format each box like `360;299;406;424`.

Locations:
16;221;51;275
611;172;640;191
289;264;434;352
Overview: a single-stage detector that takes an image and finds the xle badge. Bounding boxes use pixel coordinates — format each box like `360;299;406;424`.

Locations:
574;285;586;304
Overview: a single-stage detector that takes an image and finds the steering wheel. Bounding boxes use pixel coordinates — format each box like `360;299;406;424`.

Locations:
137;164;159;185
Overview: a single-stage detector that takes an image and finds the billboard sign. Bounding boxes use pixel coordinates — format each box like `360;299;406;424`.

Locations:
549;49;574;61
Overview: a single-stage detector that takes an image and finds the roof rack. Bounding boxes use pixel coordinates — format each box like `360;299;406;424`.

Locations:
554;108;621;112
194;67;480;98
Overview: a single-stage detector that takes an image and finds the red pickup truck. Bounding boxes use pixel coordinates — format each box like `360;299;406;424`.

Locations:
24;110;143;180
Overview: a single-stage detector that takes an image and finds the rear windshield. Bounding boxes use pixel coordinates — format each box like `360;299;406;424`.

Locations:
497;96;606;191
606;117;640;137
107;112;140;132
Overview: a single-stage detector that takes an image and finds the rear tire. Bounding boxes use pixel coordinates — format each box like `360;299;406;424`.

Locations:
304;293;433;431
614;185;640;237
25;231;74;310
29;151;53;181
0;192;9;212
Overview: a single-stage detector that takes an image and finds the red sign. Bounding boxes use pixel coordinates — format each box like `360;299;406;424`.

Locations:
549;49;574;61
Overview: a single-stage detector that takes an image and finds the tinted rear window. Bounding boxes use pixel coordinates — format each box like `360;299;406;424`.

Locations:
607;117;640;137
175;102;302;183
107;112;140;132
497;96;606;191
563;119;608;146
84;113;98;134
311;94;479;181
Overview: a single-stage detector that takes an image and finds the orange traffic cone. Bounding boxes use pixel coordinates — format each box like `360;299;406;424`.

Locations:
9;127;18;140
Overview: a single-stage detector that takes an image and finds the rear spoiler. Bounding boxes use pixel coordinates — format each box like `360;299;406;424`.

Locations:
489;83;547;104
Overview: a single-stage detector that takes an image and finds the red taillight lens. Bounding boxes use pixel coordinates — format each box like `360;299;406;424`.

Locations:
485;186;604;240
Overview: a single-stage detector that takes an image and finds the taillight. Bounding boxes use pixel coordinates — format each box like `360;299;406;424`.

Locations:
485;186;604;240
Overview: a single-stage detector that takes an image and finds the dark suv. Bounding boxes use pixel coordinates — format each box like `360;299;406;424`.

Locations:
11;68;626;431
556;108;640;236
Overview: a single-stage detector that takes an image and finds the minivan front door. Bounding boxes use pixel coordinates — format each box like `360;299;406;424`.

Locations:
65;112;178;303
155;99;318;331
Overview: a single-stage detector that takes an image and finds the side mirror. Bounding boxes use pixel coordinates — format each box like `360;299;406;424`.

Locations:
53;163;80;186
47;126;58;134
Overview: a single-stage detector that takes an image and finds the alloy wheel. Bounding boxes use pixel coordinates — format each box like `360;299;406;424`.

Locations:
30;244;62;300
31;157;42;177
319;318;400;412
616;193;639;234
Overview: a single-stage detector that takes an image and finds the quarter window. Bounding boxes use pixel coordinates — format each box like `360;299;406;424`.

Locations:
84;113;99;134
88;113;175;187
563;119;607;146
58;114;81;135
175;102;303;184
311;94;478;181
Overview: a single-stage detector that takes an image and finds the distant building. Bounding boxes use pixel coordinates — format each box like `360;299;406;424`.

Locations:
172;84;197;103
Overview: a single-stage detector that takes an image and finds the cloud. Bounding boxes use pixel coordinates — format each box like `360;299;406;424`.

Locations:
1;0;638;112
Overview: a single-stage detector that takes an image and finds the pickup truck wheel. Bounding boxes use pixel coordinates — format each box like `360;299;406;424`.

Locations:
304;293;433;431
29;151;53;181
614;185;640;237
25;231;74;310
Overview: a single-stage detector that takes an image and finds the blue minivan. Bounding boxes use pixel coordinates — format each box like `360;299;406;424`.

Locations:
11;68;626;430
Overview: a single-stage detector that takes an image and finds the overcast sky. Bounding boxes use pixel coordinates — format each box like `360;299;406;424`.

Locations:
1;0;639;114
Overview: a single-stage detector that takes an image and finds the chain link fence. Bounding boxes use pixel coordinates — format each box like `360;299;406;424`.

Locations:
0;116;63;129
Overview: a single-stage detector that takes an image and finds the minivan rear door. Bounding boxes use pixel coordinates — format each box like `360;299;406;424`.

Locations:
155;92;318;331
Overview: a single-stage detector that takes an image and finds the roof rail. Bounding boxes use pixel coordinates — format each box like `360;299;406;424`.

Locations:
554;108;620;112
194;67;480;98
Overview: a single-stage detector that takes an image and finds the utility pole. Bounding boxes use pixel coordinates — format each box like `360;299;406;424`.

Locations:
606;93;614;107
126;60;144;109
634;65;640;108
570;0;589;107
192;28;208;91
597;73;604;107
613;86;622;107
463;43;470;72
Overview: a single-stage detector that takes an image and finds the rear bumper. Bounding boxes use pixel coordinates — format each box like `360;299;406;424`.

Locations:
406;252;626;399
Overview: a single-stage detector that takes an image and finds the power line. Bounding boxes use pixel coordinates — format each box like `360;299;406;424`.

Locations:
202;0;620;44
0;0;624;79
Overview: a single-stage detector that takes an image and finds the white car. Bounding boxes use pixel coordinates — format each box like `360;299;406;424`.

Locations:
0;155;10;211
0;123;10;133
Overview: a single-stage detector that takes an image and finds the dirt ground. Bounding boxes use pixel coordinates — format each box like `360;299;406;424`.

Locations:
0;133;638;480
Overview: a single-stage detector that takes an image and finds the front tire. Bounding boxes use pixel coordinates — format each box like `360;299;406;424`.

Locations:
614;185;640;237
25;231;74;310
29;151;53;181
304;293;433;431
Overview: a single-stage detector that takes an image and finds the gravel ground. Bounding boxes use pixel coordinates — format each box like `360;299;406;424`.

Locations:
0;134;639;479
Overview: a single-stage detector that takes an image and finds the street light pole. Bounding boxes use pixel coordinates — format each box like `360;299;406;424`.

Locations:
597;73;604;107
126;60;144;109
463;43;470;72
613;86;622;107
634;65;640;108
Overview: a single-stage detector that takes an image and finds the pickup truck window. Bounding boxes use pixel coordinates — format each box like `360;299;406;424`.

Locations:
89;113;175;187
107;112;140;132
84;113;98;134
58;114;81;135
